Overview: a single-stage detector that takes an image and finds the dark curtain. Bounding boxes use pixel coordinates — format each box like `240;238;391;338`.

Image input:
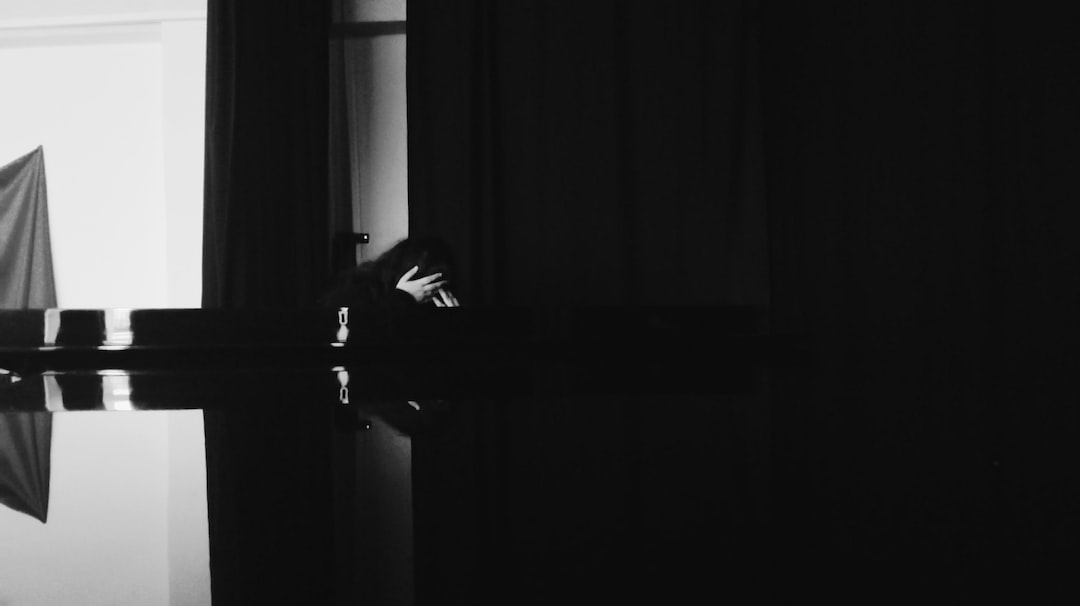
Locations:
0;147;54;525
329;34;359;275
200;2;336;604
199;0;1080;600
759;1;1080;588
202;2;332;309
408;0;1080;599
408;1;769;307
407;2;770;602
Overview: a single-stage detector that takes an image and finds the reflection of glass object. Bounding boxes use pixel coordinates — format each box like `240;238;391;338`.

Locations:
335;307;350;346
41;309;133;349
101;371;133;411
102;309;134;349
42;374;65;412
334;366;350;404
38;371;134;411
43;308;61;347
0;368;19;384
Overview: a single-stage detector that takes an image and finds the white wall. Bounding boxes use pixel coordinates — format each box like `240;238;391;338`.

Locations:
0;29;169;308
342;0;406;23
0;4;209;606
345;33;409;260
0;0;204;25
161;19;206;309
166;410;210;606
0;15;204;309
0;413;170;606
0;410;209;606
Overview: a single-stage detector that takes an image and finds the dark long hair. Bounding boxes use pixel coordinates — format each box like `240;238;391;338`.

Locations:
319;235;456;306
363;235;456;292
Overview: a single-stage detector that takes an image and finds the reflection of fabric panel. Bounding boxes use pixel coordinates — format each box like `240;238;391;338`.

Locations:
0;146;57;309
0;146;55;524
0;413;51;523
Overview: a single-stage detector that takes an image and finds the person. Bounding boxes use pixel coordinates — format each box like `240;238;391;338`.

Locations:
318;235;460;309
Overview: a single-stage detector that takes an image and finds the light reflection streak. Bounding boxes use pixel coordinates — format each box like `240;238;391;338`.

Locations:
42;373;65;412
43;308;61;346
335;366;350;404
101;371;134;411
103;308;134;348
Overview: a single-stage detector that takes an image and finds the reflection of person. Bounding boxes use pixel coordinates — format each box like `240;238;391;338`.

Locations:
318;235;460;309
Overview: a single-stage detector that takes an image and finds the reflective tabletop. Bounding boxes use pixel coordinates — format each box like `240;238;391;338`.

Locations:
1;306;800;605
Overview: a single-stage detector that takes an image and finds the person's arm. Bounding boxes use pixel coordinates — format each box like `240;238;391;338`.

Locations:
318;268;415;309
386;287;420;307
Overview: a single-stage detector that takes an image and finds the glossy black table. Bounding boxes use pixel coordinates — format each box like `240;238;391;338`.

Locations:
0;306;797;407
1;306;801;605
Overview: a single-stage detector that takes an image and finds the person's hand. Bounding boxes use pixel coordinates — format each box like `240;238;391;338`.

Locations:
432;288;460;308
396;266;446;303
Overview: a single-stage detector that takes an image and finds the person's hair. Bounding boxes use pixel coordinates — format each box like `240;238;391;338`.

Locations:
317;235;457;307
359;235;457;292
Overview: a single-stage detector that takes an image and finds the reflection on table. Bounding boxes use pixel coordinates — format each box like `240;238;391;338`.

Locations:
1;306;795;605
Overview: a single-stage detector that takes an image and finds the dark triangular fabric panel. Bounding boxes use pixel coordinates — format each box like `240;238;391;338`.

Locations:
0;146;55;524
0;413;51;523
0;146;57;309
